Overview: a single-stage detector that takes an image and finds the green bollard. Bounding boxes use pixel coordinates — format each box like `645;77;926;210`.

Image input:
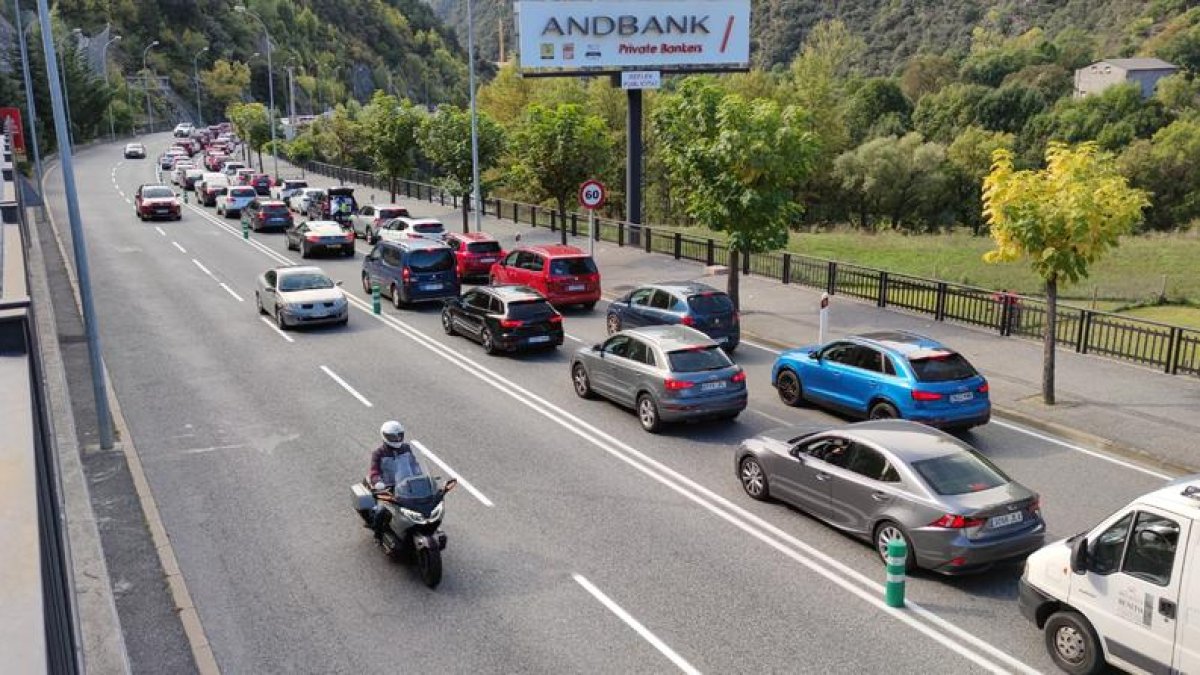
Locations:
183;189;189;204
242;219;249;240
372;283;381;314
885;538;907;608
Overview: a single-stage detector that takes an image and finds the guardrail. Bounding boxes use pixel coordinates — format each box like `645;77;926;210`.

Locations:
303;159;1200;378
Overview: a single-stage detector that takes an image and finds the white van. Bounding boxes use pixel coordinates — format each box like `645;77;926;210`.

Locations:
1019;475;1200;674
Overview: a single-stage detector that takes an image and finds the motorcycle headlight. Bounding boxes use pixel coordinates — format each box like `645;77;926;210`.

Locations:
400;507;426;524
429;502;444;521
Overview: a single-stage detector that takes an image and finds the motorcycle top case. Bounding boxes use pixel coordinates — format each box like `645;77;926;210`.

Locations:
351;483;376;511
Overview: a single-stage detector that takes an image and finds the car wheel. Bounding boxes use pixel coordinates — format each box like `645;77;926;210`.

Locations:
1044;611;1104;675
739;457;770;500
391;284;403;309
255;292;266;315
441;310;456;336
275;306;289;331
776;370;804;407
583;302;597;311
637;394;662;433
481;328;498;355
572;363;594;399
366;228;375;244
175;214;182;221
869;401;900;420
344;248;355;258
606;314;621;335
362;274;372;295
873;521;915;572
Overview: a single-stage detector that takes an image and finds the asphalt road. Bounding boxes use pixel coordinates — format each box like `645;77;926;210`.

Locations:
46;135;1173;674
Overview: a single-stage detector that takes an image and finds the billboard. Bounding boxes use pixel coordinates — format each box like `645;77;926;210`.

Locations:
0;108;25;153
515;0;751;75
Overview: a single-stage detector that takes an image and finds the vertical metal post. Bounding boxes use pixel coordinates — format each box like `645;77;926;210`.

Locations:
194;46;208;127
14;0;44;191
466;0;483;232
102;35;122;142
626;88;643;245
36;0;114;449
588;209;595;257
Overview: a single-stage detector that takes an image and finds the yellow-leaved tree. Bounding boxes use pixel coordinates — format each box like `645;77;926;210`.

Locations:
982;142;1149;404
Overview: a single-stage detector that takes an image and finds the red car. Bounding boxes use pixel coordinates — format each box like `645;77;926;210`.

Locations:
489;244;600;310
250;173;273;196
446;232;505;281
204;154;227;172
134;184;181;221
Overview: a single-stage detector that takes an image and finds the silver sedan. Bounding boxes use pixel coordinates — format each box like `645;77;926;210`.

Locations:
255;266;349;330
735;420;1045;574
571;325;747;433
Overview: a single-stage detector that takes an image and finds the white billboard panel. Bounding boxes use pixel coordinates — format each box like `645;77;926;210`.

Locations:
515;0;751;74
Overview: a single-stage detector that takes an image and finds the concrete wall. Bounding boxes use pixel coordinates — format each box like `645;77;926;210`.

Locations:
1075;63;1176;98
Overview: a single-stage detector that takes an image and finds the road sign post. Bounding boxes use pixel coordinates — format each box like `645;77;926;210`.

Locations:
819;292;830;344
578;180;606;256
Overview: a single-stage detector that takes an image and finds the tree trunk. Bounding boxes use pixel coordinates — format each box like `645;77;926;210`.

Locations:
726;246;740;311
389;176;396;203
257;148;263;173
556;198;568;246
461;194;470;233
1043;274;1057;405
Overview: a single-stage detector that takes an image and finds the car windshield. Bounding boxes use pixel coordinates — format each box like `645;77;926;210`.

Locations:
908;353;978;382
467;241;501;254
507;300;555;319
549;257;597;276
262;204;288;214
911;452;1009;495
688;292;734;314
285;181;307;189
667;345;732;372
142;187;173;199
231;188;256;198
414;223;444;234
407;249;454;272
278;272;334;292
379;208;408;219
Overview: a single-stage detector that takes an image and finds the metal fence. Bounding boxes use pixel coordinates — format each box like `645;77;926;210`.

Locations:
303;160;1200;378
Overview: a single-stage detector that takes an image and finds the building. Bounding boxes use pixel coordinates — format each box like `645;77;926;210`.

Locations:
1073;58;1179;99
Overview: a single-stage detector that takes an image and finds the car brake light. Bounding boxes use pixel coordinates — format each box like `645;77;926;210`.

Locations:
680;315;695;326
402;267;411;282
548;314;563;323
306;235;321;242
344;232;355;242
664;378;694;391
911;390;943;401
977;382;990;394
499;319;523;328
929;514;987;529
731;370;746;383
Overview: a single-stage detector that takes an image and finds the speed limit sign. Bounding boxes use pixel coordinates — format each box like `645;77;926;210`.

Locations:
578;179;606;210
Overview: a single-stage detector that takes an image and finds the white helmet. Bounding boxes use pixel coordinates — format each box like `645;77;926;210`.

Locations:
380;420;405;448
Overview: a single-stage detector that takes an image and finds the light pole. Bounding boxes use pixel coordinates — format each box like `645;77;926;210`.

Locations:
285;56;297;139
60;28;82;146
193;46;209;127
12;0;44;189
142;40;159;134
466;0;483;232
236;5;279;180
102;34;121;141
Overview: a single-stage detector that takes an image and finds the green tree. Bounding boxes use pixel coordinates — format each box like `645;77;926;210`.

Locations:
912;83;991;143
1118;118;1200;231
286;135;315;176
202;60;251;114
900;54;958;102
417;106;506;232
652;79;819;308
227;102;270;170
975;85;1047;134
833;133;950;231
360;91;422;201
946;126;1014;233
982;142;1149;403
507;104;612;245
844;78;913;144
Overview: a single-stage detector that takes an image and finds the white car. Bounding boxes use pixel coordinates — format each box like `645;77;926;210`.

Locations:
374;217;446;244
272;179;309;202
254;265;348;329
289;188;326;214
217;186;258;218
171;162;196;185
220;161;247;177
173;122;195;137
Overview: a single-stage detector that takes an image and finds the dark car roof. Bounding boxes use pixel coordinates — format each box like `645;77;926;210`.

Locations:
485;285;546;302
623;325;716;351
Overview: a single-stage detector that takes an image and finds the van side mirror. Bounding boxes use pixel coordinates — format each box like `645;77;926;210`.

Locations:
1070;536;1089;575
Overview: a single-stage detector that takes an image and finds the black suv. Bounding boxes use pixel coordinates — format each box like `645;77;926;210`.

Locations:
441;285;564;354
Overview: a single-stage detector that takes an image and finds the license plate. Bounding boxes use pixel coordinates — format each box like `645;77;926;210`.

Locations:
990;511;1024;528
701;381;727;391
528;335;551;344
326;244;343;250
568;284;585;292
950;392;974;403
479;257;496;263
422;283;443;291
715;336;728;344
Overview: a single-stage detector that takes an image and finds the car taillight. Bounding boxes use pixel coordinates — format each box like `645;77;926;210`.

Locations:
733;311;740;324
344;232;355;242
306;235;321;242
259;213;267;222
911;390;943;401
664;378;694;391
1029;497;1041;513
731;370;746;383
680;315;695;326
499;319;523;328
977;382;990;394
929;514;987;529
402;267;411;282
548;314;563;324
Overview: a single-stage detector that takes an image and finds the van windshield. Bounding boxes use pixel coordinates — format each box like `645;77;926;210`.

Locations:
407;249;454;272
549;257;597;276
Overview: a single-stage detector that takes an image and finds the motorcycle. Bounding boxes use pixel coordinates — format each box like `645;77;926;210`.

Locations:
352;474;457;588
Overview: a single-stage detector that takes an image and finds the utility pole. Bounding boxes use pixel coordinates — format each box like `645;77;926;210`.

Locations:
194;46;209;127
236;5;280;180
102;34;122;141
467;0;482;231
142;40;159;134
287;65;297;138
13;0;44;189
35;0;115;449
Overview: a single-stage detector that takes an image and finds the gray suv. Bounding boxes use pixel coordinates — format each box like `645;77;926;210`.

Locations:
571;325;747;432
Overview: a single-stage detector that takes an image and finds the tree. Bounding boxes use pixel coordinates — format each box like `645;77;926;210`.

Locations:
900;54;958;102
946;127;1013;233
912;83;991;143
833;133;950;231
844;78;913;145
227;102;270;169
360;91;421;201
286;136;315;176
417;106;506;232
202;60;251;114
652;79;819;308
975;85;1047;134
982;142;1149;404
1118;118;1200;231
507;103;613;245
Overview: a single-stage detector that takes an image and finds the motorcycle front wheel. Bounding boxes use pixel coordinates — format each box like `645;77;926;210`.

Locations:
418;547;442;588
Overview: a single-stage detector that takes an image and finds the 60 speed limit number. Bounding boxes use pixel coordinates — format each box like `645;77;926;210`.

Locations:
578;180;606;210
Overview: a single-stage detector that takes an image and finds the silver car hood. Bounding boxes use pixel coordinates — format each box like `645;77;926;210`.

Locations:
279;288;344;304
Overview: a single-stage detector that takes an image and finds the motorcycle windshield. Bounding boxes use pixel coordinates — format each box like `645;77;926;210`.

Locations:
393;475;442;514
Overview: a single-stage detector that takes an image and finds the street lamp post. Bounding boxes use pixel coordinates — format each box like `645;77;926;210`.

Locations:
193;46;209;127
466;0;482;232
102;34;121;141
142;40;159;134
12;0;44;189
285;58;298;139
236;5;279;180
60;28;82;146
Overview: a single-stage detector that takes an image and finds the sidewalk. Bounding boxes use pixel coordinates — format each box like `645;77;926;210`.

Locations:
283;161;1200;474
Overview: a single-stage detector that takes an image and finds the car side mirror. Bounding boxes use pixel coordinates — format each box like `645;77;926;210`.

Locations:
593;344;603;355
1070;536;1089;575
808;350;821;360
264;286;274;293
335;280;343;286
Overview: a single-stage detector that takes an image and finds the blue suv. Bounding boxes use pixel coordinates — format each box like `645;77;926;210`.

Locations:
606;282;740;352
361;239;460;308
771;331;990;430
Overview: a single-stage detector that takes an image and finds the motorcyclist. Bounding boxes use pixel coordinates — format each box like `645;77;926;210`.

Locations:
367;420;424;541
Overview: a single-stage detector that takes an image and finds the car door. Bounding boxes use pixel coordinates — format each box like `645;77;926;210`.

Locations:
363;244;383;288
803;342;855;405
610;338;655;408
770;436;842;519
455;290;490;339
1070;508;1189;675
525;253;547;296
356;206;374;236
591;335;631;398
1176;522;1200;673
643;289;679;326
493;250;521;284
840;346;887;414
824;442;900;535
622;288;655;327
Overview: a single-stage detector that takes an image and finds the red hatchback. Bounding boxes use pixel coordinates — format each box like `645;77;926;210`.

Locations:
489;245;600;309
445;232;505;281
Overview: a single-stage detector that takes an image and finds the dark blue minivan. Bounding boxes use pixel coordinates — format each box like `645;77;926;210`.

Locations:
606;282;740;352
361;239;460;308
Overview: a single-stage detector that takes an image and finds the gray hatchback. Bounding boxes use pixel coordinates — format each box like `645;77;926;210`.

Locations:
735;420;1045;574
571;325;747;433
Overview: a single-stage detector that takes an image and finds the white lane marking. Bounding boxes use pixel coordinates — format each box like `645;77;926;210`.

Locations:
192;259;215;279
410;440;494;508
749;409;792;426
172;241;187;253
320;365;373;407
742;339;782;354
992;419;1173;480
573;574;700;675
181;201;1035;672
155;227;166;236
565;333;584;343
219;283;244;302
260;317;294;343
124;198;132;205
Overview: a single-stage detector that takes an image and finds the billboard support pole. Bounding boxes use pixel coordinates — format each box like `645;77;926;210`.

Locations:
625;86;642;246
